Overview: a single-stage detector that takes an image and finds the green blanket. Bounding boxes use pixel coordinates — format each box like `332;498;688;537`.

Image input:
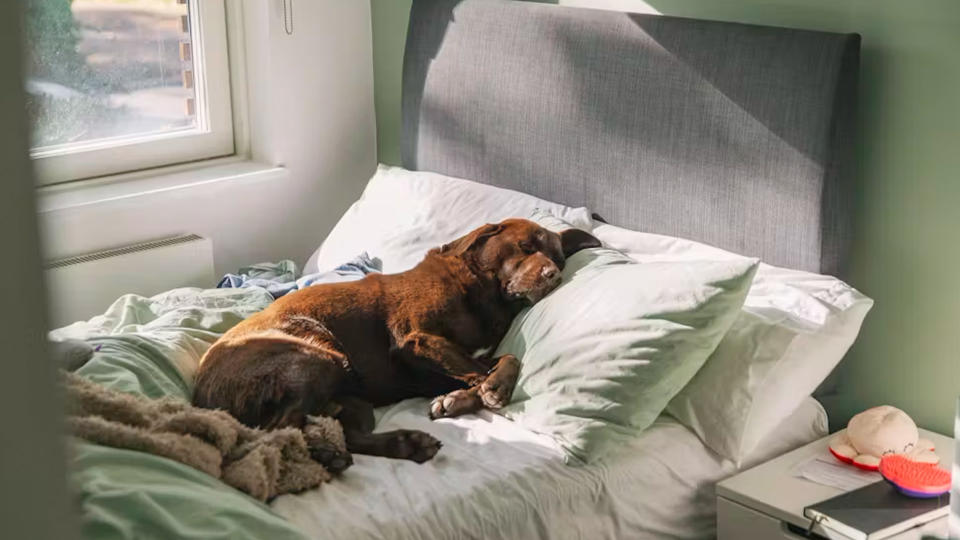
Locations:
51;287;310;540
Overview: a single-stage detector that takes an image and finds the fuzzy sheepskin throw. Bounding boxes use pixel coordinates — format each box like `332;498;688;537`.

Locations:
62;372;347;501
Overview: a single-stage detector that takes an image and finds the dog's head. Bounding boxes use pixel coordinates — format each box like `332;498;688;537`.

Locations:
435;219;601;304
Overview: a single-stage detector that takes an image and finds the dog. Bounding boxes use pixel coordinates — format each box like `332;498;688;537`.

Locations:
193;219;600;466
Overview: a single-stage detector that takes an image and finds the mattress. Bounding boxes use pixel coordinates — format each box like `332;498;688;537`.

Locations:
272;396;827;539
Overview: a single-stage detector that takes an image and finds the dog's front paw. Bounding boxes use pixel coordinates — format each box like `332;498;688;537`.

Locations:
384;429;442;463
430;389;481;419
479;354;520;410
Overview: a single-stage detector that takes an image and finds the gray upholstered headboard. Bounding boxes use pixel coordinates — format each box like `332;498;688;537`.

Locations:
402;0;860;276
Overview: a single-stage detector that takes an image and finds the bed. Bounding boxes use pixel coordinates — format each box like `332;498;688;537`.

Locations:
61;0;861;538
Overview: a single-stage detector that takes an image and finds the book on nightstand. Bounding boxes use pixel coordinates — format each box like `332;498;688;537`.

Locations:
803;481;950;540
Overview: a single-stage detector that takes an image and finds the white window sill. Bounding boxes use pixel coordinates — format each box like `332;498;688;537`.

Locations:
37;158;286;213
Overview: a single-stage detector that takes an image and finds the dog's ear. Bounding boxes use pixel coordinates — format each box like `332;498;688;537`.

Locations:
437;223;505;257
560;228;601;257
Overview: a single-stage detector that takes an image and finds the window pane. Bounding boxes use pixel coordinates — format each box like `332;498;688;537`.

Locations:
25;0;197;151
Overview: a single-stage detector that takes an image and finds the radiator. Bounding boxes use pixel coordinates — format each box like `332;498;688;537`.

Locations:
44;234;215;329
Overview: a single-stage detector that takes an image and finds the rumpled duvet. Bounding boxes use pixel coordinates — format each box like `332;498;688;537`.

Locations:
53;254;381;540
52;287;312;540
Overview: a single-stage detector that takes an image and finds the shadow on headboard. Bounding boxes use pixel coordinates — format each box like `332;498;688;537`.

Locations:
401;0;859;277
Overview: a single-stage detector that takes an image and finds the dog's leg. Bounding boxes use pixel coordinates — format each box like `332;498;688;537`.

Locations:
397;332;488;386
430;354;520;418
195;338;347;429
195;337;362;472
337;396;442;463
335;395;377;434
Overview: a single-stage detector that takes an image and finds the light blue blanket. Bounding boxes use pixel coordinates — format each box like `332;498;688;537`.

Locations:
217;253;381;298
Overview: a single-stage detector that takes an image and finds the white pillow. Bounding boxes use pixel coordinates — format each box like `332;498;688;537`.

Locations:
591;223;874;465
742;396;828;469
305;165;594;274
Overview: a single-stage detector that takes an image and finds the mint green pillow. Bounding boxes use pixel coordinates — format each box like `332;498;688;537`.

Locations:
495;233;758;463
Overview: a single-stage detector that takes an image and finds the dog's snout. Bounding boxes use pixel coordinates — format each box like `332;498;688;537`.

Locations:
542;266;558;280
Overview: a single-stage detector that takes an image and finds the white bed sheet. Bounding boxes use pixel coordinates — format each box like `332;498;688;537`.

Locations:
272;397;826;540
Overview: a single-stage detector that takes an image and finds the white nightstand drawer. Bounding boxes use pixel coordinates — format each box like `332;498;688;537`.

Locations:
718;496;814;540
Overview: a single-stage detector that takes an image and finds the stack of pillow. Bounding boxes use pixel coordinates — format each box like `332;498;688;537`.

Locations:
307;165;873;465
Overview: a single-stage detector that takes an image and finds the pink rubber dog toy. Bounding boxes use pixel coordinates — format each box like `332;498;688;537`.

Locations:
879;454;951;498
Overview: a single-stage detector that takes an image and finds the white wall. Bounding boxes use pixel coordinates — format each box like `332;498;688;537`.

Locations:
39;0;378;278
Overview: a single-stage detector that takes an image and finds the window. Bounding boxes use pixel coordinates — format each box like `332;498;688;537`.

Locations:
25;0;233;185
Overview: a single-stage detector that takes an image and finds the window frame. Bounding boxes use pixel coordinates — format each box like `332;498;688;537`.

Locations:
30;0;235;186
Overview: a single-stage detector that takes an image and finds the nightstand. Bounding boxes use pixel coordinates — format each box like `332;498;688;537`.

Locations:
717;429;954;540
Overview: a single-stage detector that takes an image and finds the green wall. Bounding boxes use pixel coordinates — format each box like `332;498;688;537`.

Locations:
371;0;960;435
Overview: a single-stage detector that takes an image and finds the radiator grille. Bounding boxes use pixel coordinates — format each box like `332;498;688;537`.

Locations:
44;233;204;270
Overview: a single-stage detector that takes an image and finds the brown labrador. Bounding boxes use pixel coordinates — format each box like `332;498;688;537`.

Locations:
192;219;600;469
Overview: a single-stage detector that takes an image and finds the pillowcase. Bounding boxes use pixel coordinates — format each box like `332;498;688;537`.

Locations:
495;214;758;463
305;165;593;275
591;223;874;464
741;396;828;470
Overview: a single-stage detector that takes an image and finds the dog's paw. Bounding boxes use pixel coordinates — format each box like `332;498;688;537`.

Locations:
479;354;520;409
384;429;442;463
430;389;481;419
303;420;353;474
429;395;446;419
308;442;354;474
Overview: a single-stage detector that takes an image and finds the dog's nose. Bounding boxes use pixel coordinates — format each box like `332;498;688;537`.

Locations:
542;267;558;279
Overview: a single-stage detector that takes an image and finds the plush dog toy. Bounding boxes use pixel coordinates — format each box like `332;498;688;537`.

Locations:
828;405;938;471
